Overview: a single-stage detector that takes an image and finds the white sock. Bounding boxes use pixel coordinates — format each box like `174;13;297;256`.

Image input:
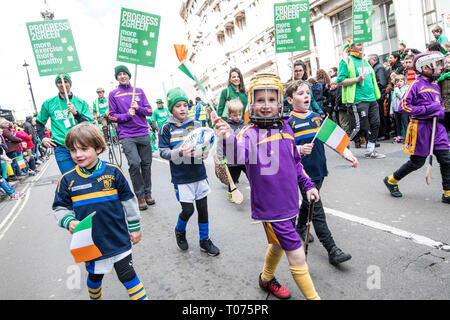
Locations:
366;142;375;153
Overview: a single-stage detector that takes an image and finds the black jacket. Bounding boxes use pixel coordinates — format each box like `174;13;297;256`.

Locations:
372;62;388;100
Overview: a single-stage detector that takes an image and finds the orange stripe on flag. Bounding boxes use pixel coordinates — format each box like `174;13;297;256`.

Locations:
70;244;102;263
174;44;188;62
336;134;350;156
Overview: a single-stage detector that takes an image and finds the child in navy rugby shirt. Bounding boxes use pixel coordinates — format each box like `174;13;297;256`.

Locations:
286;80;357;266
159;87;220;256
52;123;148;300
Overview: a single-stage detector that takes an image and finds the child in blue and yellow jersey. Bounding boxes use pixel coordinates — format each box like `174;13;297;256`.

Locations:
52;122;148;300
159;87;220;256
286;79;357;266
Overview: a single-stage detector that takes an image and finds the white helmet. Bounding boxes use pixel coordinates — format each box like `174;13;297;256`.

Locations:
413;51;445;78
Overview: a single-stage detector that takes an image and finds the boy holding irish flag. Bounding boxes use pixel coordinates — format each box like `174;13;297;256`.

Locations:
286;80;357;265
52;122;148;300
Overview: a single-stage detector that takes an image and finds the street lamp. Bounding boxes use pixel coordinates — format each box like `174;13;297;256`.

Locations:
41;0;54;20
23;60;38;115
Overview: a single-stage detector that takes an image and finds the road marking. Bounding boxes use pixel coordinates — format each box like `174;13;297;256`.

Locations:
0;159;52;241
324;207;450;252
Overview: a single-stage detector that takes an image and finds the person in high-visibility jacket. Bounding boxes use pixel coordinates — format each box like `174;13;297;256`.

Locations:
336;36;385;159
187;100;196;120
194;97;208;126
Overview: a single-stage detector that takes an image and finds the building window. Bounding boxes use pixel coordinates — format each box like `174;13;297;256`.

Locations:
331;0;397;64
217;31;225;45
235;11;246;29
422;0;438;44
225;22;235;38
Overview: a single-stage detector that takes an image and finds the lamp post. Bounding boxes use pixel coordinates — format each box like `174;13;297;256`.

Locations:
23;60;38;115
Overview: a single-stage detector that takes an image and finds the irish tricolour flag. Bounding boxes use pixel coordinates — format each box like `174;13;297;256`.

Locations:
70;212;102;263
314;118;350;156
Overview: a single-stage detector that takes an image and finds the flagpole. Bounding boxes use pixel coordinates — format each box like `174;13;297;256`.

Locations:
311;115;328;144
60;73;75;123
131;64;138;103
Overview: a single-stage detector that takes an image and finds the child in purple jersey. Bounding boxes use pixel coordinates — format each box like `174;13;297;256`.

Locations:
384;51;450;203
215;73;320;300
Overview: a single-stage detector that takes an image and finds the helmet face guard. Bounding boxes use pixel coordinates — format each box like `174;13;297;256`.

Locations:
248;73;283;128
413;51;445;80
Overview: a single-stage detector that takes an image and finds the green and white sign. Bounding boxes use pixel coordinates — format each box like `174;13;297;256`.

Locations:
352;0;373;43
274;1;310;53
117;8;161;67
26;19;81;76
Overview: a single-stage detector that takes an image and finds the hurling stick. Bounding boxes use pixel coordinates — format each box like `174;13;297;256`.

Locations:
224;165;243;204
425;117;437;185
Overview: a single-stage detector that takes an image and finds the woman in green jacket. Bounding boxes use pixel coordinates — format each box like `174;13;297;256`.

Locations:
217;68;248;120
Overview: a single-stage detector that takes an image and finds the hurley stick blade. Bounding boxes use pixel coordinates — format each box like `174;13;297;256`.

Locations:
426;158;432;185
224;165;243;204
426;117;437;185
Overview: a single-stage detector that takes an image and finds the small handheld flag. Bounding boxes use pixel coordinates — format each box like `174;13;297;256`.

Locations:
313;117;350;156
174;44;206;94
70;212;102;263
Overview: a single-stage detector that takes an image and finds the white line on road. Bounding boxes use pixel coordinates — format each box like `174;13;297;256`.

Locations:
0;159;52;241
324;207;450;252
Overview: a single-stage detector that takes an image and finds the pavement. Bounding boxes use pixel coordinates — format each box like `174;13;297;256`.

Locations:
0;159;48;202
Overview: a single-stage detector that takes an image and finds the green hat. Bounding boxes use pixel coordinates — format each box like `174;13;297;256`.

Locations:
55;73;72;86
114;65;131;79
166;87;188;112
156;99;163;104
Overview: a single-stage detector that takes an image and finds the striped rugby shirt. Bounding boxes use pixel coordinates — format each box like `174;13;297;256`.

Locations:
288;111;328;181
53;160;140;260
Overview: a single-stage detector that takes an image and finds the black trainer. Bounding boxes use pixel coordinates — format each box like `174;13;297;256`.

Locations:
383;176;402;197
442;194;450;204
175;228;188;251
199;238;220;256
328;246;352;265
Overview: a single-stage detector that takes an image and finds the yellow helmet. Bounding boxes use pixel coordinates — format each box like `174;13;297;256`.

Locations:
248;73;283;127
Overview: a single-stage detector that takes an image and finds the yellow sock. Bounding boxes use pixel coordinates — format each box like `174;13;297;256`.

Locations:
123;275;149;300
388;175;399;184
444;190;450;197
289;264;320;300
261;245;284;282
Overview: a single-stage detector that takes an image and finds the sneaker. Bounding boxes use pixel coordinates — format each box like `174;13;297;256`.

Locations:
442;194;450;204
138;198;148;210
258;273;291;299
9;192;25;200
199;238;220;256
354;141;362;148
175;228;189;251
328;246;352;265
144;195;155;205
365;150;386;159
27;169;36;176
383;176;402;197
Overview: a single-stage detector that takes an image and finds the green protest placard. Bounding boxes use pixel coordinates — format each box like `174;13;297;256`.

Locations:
117;8;161;67
26;19;81;76
352;0;373;43
274;1;310;53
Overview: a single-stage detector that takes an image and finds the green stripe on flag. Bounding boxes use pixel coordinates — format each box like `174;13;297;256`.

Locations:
73;212;95;233
316;119;337;142
178;63;194;81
